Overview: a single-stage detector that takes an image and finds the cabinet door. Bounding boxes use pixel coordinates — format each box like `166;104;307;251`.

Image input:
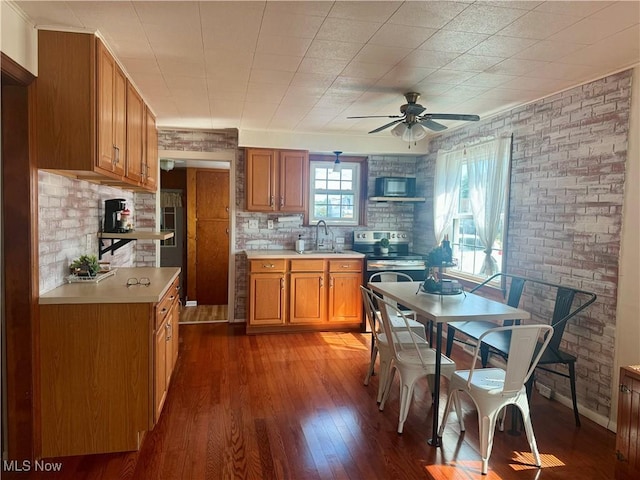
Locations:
126;82;145;183
328;272;362;323
246;149;277;211
279;150;308;212
249;273;286;325
154;319;168;425
97;41;116;172
289;272;326;324
616;368;640;479
113;64;127;176
144;108;158;190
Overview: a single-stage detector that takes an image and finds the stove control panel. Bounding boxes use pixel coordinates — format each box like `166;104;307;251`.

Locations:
353;230;410;244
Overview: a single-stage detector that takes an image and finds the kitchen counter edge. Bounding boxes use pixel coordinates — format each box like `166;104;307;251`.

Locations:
245;250;365;259
39;267;181;305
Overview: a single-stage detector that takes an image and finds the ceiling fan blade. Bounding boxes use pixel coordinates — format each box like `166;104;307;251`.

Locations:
347;115;403;119
426;113;480;121
420;119;448;132
369;118;404;134
404;104;426;116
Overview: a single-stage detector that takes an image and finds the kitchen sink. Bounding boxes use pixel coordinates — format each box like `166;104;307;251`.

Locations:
297;250;349;255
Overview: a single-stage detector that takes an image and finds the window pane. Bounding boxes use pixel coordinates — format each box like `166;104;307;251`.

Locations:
342;170;353;180
327;205;341;218
316;168;327;179
315;179;326;189
341;181;352;190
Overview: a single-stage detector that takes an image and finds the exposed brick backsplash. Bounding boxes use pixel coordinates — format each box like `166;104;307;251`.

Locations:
38;171;156;293
420;69;632;418
158;128;238;152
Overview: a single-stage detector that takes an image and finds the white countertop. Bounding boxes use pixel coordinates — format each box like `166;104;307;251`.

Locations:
39;267;181;305
245;249;365;259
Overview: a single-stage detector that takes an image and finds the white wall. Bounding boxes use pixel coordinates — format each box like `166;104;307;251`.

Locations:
0;1;38;75
611;64;640;427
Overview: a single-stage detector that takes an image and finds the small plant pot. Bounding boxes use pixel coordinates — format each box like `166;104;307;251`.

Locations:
380;247;389;254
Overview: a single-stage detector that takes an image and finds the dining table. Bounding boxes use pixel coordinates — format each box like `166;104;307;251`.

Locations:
368;280;530;446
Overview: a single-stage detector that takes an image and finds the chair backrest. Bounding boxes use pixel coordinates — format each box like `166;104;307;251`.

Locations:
470;273;597;352
470;324;554;395
368;271;415;283
376;295;431;369
360;286;382;342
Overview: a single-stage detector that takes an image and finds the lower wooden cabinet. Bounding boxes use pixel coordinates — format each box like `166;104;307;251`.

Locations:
247;257;362;333
39;275;180;457
616;366;640;479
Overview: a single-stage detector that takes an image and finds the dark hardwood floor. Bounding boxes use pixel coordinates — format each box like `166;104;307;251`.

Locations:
8;322;617;479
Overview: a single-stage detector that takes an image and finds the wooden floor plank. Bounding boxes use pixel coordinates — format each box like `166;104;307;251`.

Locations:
7;316;618;480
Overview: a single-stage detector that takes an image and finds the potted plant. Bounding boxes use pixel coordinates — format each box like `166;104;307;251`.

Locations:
379;237;390;254
69;254;100;277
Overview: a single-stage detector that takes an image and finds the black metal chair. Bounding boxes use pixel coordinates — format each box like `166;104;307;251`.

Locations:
445;273;597;426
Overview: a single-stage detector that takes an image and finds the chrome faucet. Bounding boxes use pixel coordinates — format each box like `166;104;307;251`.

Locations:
316;220;329;250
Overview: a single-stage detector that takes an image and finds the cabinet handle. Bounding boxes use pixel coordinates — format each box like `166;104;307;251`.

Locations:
169;295;175;301
320;276;324;288
270;195;274;208
341;264;351;268
616;450;627;462
165;322;172;341
280;196;284;207
113;145;120;166
280;277;285;289
330;277;334;288
620;384;632;393
263;263;275;269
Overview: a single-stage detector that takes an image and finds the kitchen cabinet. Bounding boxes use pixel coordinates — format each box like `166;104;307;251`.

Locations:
38;268;180;457
126;81;145;184
245;148;308;212
616;365;640;479
35;29;157;192
97;40;126;176
328;259;363;323
144;108;159;190
289;259;326;324
246;253;363;334
248;259;287;327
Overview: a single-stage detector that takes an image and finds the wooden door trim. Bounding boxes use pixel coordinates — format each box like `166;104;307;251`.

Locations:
186;168;197;301
2;56;39;458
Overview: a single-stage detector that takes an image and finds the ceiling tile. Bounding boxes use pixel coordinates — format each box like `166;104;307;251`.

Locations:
497;11;582;40
444;4;528;34
205;50;253;72
305;39;364;61
252;53;302;73
260;11;324;39
418;30;489;54
461;72;517;88
329;76;378;94
156;58;206;78
249;69;295;86
315;17;381;43
512;40;586;62
466;35;539;57
290;72;336;90
547;18;634;45
298;57;350;76
485;58;549;76
341;62;392;80
374;66;436;90
442;54;504;72
388;1;470;29
368;23;437;49
422;69;479;86
264;1;332;18
328;1;402;23
399;49;461;69
534;1;614;17
256;35;313;57
352;44;413;65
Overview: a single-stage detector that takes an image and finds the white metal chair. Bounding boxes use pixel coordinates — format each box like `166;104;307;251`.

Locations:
438;324;554;475
375;294;459;434
368;271;427;339
361;286;428;403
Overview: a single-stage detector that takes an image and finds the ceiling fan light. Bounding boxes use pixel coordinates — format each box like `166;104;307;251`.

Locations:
403;124;427;142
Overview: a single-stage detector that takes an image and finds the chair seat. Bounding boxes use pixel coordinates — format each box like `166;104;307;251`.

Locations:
452;368;522;396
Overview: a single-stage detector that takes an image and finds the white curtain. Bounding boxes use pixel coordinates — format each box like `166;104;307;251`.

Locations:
466;136;512;275
433;149;464;245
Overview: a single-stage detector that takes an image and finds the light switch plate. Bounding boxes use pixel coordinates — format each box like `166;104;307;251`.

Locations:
248;219;258;229
267;220;274;229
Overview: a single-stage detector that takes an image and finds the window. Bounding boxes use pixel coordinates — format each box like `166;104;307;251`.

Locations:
309;161;361;226
161;206;176;247
434;136;511;281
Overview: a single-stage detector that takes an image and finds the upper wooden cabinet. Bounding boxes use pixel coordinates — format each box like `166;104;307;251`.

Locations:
35;30;157;192
245;148;308;212
97;41;126;176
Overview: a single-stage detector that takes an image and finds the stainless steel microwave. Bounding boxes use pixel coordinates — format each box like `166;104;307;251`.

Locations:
375;177;416;197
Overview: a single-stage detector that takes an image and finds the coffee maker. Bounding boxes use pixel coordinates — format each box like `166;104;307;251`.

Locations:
104;198;126;233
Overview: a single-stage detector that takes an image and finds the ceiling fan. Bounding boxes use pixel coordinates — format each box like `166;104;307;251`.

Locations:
347;92;480;137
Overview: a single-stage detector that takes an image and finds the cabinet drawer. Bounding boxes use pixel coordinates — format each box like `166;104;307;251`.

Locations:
329;259;362;272
290;259;325;272
250;259;286;273
156;277;179;329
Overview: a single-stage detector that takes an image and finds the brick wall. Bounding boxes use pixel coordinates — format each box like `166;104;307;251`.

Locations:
38;171;137;293
421;69;632;419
